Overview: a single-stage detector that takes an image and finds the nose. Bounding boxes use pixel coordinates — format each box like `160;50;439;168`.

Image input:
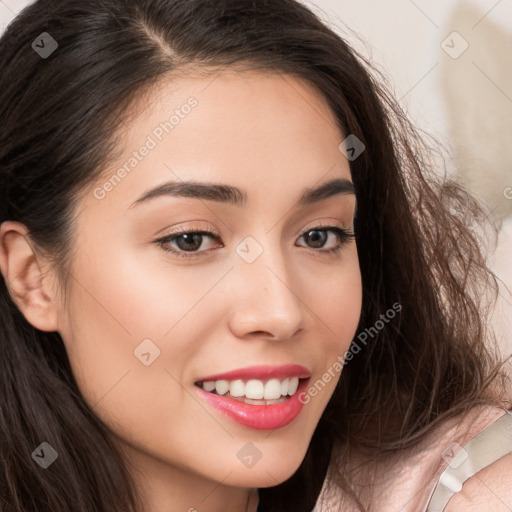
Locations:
227;241;305;341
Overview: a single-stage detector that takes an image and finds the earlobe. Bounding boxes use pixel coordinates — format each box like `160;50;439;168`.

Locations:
0;221;59;332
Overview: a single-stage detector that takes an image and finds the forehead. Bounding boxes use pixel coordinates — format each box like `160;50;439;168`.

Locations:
88;68;353;212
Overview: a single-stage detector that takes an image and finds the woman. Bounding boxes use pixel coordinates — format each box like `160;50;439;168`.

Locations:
0;1;510;511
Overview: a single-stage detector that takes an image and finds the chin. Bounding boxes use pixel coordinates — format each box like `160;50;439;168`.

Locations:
220;442;309;488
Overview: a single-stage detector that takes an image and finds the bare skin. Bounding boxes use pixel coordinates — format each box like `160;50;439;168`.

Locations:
0;69;361;512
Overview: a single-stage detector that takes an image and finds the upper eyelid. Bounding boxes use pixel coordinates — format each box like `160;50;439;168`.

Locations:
158;222;349;240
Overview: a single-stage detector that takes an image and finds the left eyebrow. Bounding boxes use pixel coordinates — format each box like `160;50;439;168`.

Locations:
128;177;355;210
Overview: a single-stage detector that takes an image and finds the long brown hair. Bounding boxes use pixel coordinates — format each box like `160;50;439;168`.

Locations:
0;1;508;511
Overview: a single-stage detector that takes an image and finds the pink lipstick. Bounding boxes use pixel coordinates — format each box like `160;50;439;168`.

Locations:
194;365;310;430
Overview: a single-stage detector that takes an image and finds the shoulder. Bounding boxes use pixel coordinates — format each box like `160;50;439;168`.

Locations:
444;452;512;511
432;406;512;512
312;405;512;512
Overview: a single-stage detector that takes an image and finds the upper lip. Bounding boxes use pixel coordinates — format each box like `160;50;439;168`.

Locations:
195;364;311;383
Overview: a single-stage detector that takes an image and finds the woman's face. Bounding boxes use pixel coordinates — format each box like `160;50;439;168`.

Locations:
56;69;362;498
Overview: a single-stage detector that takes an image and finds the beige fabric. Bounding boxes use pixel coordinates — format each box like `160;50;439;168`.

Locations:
311;406;509;511
425;410;512;511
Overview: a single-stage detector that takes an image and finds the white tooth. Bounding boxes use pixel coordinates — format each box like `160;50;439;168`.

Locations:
245;379;264;399
229;379;245;397
245;398;266;405
266;397;286;405
280;378;290;396
244;397;287;405
264;378;282;400
288;377;299;395
203;381;216;392
215;379;229;395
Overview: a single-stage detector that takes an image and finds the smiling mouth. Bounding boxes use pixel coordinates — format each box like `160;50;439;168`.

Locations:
195;376;306;406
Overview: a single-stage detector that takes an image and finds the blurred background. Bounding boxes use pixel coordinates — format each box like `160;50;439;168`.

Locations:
298;0;512;367
1;0;511;364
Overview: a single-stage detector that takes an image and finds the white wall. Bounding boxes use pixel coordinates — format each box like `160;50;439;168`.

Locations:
0;0;33;30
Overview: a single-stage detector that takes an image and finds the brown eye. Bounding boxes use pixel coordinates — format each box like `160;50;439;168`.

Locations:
173;233;205;252
298;226;354;252
303;229;329;249
155;229;222;259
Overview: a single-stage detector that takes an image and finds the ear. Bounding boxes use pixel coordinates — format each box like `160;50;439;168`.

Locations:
0;221;59;332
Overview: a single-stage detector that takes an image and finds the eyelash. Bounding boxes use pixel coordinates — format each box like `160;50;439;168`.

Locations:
154;225;355;260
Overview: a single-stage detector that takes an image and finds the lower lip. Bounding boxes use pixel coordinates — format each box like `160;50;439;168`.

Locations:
195;379;309;430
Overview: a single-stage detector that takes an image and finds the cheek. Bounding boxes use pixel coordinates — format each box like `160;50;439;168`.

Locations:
60;251;208;466
60;246;202;413
287;248;361;412
66;238;220;348
60;234;240;418
312;247;362;353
